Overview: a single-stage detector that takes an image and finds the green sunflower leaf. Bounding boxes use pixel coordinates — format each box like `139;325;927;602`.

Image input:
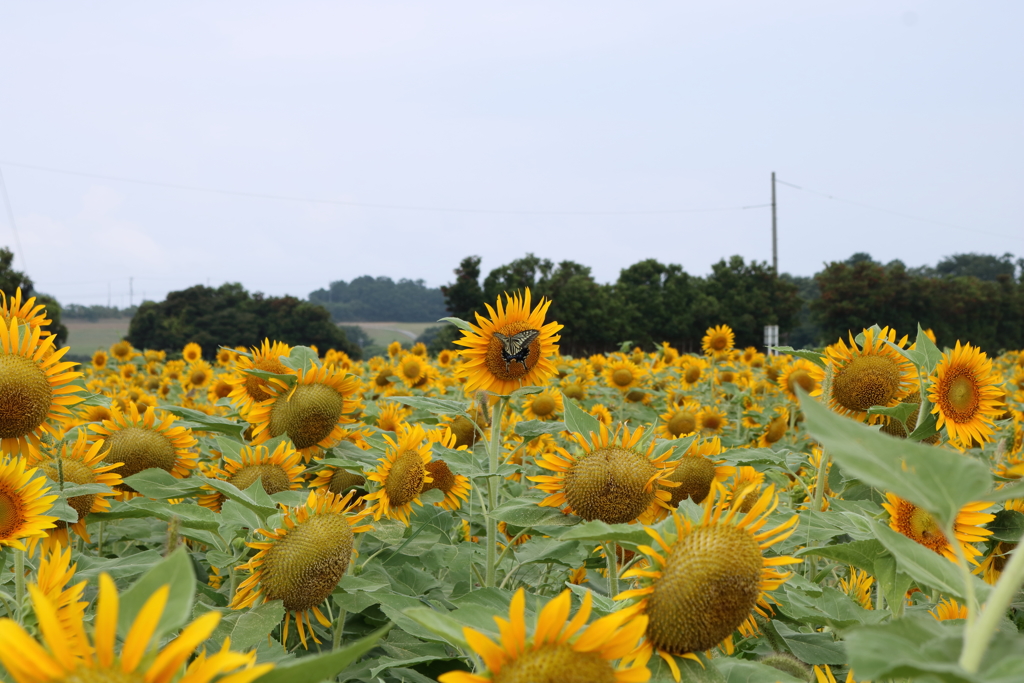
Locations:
914;323;945;375
118;547;195;643
772;346;827;369
253;624;392;683
987;509;1024;543
121;469;206;499
556;520;653;546
514;419;567;440
798;391;992;527
437;316;473;331
279;345;320;373
384;396;471;417
240;368;297;388
561;393;601;439
490;497;578;527
159;405;248;439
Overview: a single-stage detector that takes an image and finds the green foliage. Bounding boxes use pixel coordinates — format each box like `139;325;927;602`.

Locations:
441;255;485;321
0;246;68;346
126;282;360;359
310;276;446;323
63;303;137;320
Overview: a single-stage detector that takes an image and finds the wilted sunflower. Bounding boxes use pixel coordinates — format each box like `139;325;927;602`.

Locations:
454;288;562;395
777;359;819;401
531;424;678;525
35;431;122;551
90;403;197;494
882;492;994;565
199;442;304;512
0;573;271;683
0;319;83;459
928;341;1003;449
701;325;735;358
247;361;360;459
812;326;916;422
0;456;58;551
231;489;371;648
615;486;799;681
660;436;733;507
438;588;651;683
182;341;203;363
0;288;51;330
363;423;435;525
226;339;293;416
523;390;563;421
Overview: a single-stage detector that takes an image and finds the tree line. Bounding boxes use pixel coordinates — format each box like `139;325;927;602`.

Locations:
309;276;446;322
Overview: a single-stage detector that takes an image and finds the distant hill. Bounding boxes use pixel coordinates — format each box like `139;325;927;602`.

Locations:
309;276;447;322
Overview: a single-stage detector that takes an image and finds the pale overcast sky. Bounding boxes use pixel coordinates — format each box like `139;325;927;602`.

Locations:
1;2;1021;307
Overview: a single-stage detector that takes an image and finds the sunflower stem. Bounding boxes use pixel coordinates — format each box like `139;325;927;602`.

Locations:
13;549;24;624
605;541;619;597
944;520;978;626
484;396;507;588
332;608;348;651
960;535;1024;673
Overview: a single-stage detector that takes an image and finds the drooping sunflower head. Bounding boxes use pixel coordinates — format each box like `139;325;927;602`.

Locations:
816;326;916;422
616;486;800;679
0;319;83;459
247;361;360;459
363;423;435;525
530;423;678;525
226;339;293;415
90;402;198;494
231;489;371;648
199;442;305;511
661;436;734;507
0;455;58;551
882;492;994;565
928;341;1003;449
702;324;735;358
454;288;562;395
438;588;651;683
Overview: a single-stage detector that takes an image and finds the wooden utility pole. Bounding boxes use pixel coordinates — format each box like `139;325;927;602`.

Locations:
771;171;778;275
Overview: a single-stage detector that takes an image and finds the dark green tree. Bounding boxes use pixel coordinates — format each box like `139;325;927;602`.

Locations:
442;256;486;320
935;252;1017;281
127;283;360;359
309;276;446;322
702;256;801;350
0;246;68;346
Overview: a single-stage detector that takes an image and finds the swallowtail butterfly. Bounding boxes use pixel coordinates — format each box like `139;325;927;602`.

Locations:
493;329;540;372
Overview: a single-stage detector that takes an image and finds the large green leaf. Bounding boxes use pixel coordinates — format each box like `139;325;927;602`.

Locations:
121;469;206;499
715;659;806;683
159;405;247;439
844;615;976;682
437;316;472;331
514;420;567;440
557;520;653;546
799;392;992;526
279;345;320;373
254;625;392;683
773;346;826;368
118;547;195;642
384;396;470;417
561;393;600;439
490;498;578;527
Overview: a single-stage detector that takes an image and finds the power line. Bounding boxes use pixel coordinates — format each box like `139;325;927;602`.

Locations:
776;179;1015;240
0;160;769;216
0;166;26;269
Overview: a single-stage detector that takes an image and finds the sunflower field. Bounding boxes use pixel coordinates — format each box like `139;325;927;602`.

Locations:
1;285;1023;683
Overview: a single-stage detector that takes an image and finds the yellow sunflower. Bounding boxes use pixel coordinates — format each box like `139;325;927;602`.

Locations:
812;326;916;422
438;588;651;683
928;341;1003;449
375;400;412;433
590;403;613;426
387;340;404;359
422;428;472;511
976;541;1015;585
0;288;51;330
603;358;643;393
882;492;994;565
0;572;271;683
454;288;562;395
33;545;88;645
701;325;735;358
679;358;707;388
660;436;734;506
437;348;456;367
182;341;203;363
35;431;123;551
698;406;728;435
363;423;435;525
226;339;293;416
839;568;874;610
615;486;800;681
0;319;83;459
0;456;58;551
756;407;790;448
91;349;108;370
198;442;305;512
109;339;135;363
231;489;372;648
777;358;819;401
523;390;563;421
530;423;678;525
658;403;699;440
182;359;214;392
90;403;198;495
930;597;968;621
247;361;360;460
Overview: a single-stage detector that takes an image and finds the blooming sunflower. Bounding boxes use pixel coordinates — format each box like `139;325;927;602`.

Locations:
182;341;203;363
660;436;733;507
375;400;411;433
701;325;735;358
530;423;678;525
523;390;563;421
839;567;874;610
812;326;916;422
590;404;613;426
454;288;562;395
0;288;51;330
698;406;728;435
309;464;366;498
603;358;643;393
35;431;122;551
90;403;198;495
422;428;472;511
976;541;1015;584
0;572;271;683
658;402;699;440
395;352;428;387
777;358;819;401
226;339;293;416
928;341;1003;449
756;407;790;448
438;588;651;683
182;359;214;392
33;545;88;644
199;442;305;512
0;456;57;551
930;597;968;621
108;339;135;363
615;486;800;681
231;489;372;648
363;423;435;525
882;493;994;565
0;319;83;459
247;361;360;460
